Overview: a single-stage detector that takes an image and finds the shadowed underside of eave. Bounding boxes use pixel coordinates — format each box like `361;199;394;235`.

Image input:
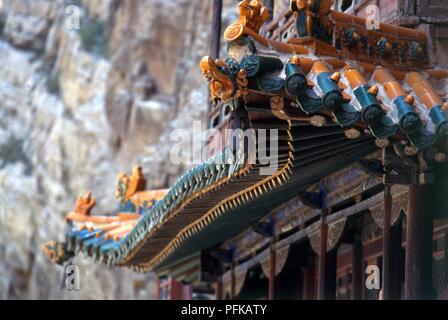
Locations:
129;123;377;272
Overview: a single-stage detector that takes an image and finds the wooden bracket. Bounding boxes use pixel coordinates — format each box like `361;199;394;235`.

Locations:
251;219;275;238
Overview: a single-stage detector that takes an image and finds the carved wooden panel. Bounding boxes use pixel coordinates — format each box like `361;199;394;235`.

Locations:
260;245;290;279
234;267;247;297
327;218;348;251
307;218;347;255
222;266;248;298
222;270;232;298
370;187;408;229
308;230;321;255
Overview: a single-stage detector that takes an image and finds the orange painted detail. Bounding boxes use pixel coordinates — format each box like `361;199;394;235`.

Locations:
342;92;352;101
237;0;270;34
118;213;141;221
125;166;147;199
345;68;367;88
66;212;140;224
103;222;137;239
224;22;245;41
74;192;96;216
223;21;310;55
330;11;426;42
299;58;314;74
97;223;121;233
338;81;348;90
406;72;443;109
130;189;169;209
368;85;379;96
115;165;147;203
404;95;415;105
290;55;301;65
288;37;338;55
326;59;346;70
373;68;406;99
200;56;236;102
426;69;448;80
312;60;331;75
66;212;120;224
330;72;341;82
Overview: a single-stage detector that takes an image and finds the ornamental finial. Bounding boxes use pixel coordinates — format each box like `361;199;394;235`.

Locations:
115;165;147;203
224;0;270;41
200;56;236;102
74;192;96;216
238;0;269;33
290;0;333;39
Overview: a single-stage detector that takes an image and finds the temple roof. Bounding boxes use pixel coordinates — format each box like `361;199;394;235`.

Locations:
43;0;448;277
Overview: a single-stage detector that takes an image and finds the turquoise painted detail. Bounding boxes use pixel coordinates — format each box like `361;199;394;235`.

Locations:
429;106;448;137
353;86;383;125
394;96;422;133
317;72;343;109
408;127;438;149
369;116;399;139
332;103;361;128
285;62;307;97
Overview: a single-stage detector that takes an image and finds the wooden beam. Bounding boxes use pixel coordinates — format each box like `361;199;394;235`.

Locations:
382;184;392;299
208;0;223;119
405;184;434;299
216;278;223;300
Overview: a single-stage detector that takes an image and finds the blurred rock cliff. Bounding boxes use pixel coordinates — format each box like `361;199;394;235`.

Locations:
0;0;236;299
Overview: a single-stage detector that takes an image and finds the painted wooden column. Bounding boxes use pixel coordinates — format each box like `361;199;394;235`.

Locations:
268;243;276;300
324;249;337;300
317;208;329;300
208;0;223;119
216;278;223;300
351;235;363;300
301;263;316;300
156;276;161;300
210;0;222;60
345;268;350;299
230;263;236;300
382;184;392;299
405;184;434;299
389;217;404;299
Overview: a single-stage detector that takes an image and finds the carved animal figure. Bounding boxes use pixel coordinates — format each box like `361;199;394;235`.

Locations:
238;0;270;33
74;192;96;216
290;0;333;40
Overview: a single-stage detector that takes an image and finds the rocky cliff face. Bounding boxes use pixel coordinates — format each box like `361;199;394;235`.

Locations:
0;0;236;299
